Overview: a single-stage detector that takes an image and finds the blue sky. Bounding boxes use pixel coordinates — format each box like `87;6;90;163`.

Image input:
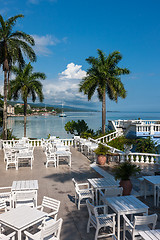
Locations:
0;0;160;111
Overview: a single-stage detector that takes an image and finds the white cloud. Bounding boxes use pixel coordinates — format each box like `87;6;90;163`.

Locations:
42;62;98;107
59;63;86;80
32;34;60;56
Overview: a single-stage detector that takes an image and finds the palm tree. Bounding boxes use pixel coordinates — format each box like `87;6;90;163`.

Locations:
0;14;36;139
79;49;130;134
9;63;46;137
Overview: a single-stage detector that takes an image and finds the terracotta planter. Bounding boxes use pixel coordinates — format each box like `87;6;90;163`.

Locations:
97;155;106;165
120;179;132;196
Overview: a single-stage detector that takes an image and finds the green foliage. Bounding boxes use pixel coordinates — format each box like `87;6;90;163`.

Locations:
108;136;135;151
135;137;158;154
0;129;17;140
15;106;32;115
94;143;110;156
79;49;130;133
80;132;93;139
65;120;91;136
113;161;141;181
65;120;76;134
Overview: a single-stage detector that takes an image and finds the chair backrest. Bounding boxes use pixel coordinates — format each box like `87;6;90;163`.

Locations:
41;218;63;240
14;190;36;207
42;196;60;213
72;178;79;192
133;214;158;230
103;187;123;197
0;199;7;212
6;153;16;163
86;199;96;218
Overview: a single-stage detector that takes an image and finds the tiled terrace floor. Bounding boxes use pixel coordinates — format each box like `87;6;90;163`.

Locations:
1;147;160;239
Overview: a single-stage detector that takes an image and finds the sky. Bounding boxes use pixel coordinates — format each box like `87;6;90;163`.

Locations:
0;0;160;111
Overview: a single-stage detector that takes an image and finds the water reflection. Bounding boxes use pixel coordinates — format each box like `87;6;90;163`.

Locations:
7;111;160;139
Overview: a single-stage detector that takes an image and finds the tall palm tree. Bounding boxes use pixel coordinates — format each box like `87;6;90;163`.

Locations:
0;14;36;139
9;63;46;137
79;49;130;134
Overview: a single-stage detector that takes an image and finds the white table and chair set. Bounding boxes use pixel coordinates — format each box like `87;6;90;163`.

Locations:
44;139;72;168
4;140;34;171
72;176;160;240
0;180;62;240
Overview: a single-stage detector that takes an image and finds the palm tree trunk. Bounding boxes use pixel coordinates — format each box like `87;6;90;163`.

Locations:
102;90;106;134
24;100;27;137
3;70;8;140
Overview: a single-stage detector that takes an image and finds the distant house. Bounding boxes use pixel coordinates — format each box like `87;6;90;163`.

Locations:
7;105;15;115
14;103;31;110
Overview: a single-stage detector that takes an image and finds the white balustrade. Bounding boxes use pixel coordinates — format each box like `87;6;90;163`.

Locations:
2;138;75;149
96;131;123;143
119;152;160;164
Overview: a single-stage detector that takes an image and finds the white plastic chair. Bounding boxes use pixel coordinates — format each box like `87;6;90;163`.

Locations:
0;199;7;213
72;178;94;210
99;187;123;204
0;187;12;208
13;190;37;208
5;153;18;170
45;152;57;168
123;213;157;240
86;199;116;240
0;231;16;240
37;196;60;220
24;218;63;240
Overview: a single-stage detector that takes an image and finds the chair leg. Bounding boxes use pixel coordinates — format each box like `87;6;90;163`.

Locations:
123;220;126;240
78;198;81;210
87;219;91;233
94;228;99;240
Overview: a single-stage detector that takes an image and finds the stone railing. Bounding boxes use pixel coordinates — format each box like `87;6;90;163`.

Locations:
119;152;160;164
96;131;123;143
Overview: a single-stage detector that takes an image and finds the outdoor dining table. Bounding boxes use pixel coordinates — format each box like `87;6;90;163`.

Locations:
16;151;34;169
11;180;38;207
87;177;119;205
55;150;72;167
143;176;160;206
0;206;46;240
139;229;160;240
104;195;149;240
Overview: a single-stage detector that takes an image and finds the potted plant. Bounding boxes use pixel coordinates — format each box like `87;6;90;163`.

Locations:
113;161;141;195
94;143;111;165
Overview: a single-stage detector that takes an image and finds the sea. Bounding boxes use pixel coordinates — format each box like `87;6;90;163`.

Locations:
7;111;160;139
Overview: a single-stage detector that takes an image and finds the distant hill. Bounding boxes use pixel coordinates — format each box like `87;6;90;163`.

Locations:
8;101;98;112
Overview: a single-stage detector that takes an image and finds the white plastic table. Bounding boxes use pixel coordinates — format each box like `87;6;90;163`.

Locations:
143;176;160;206
16;152;34;169
0;206;46;240
11;180;38;207
105;195;149;240
55;150;72;167
88;177;119;205
139;229;160;240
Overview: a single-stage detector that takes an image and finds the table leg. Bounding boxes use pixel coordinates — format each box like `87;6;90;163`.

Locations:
57;155;59;167
18;230;22;240
69;155;71;167
154;185;156;206
144;180;147;199
117;213;120;240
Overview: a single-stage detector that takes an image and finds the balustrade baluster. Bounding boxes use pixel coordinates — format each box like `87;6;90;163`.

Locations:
136;155;139;163
145;156;149;163
130;155;134;163
150;156;154;164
